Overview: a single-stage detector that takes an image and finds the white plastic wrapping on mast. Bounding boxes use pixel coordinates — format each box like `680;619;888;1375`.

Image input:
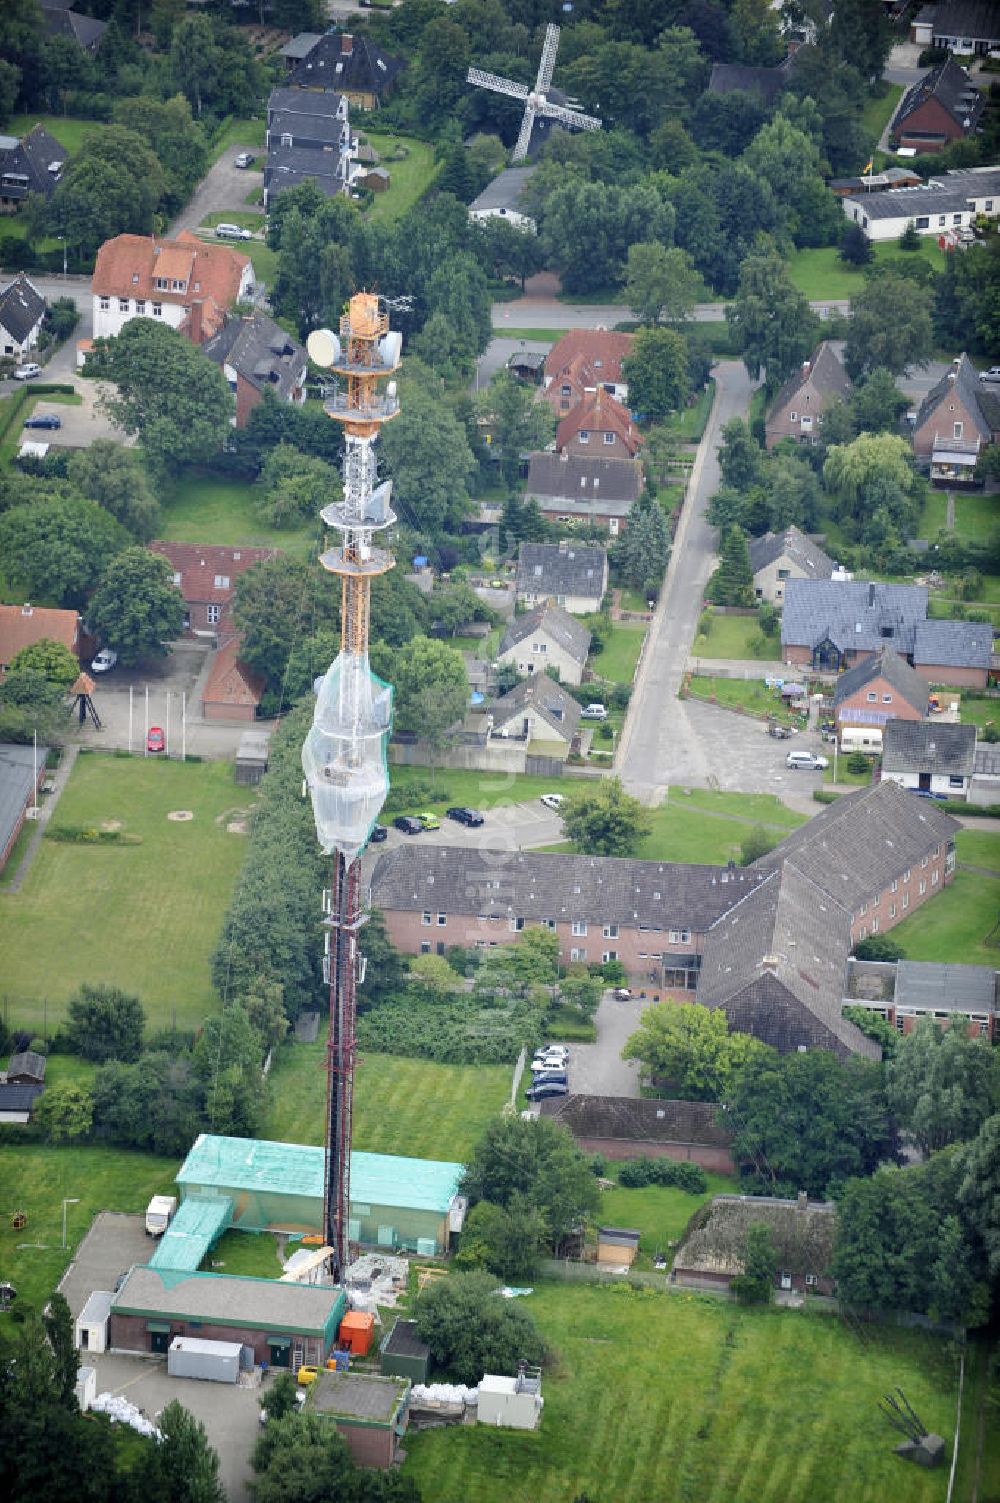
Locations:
301;651;392;860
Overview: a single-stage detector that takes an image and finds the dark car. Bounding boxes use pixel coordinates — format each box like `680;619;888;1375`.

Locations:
446;806;485;827
23;414;61;430
531;1070;568;1087
525;1081;569;1102
369;824;388;843
394;815;423;834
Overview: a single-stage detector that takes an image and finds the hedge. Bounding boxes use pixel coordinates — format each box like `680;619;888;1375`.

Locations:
617;1157;708;1193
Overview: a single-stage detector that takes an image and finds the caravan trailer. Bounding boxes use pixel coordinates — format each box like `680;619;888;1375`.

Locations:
839;727;883;755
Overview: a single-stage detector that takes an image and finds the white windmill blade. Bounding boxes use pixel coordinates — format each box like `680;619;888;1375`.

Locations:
535;23;560;95
467;67;529;99
511;104;537;162
538;101;602;133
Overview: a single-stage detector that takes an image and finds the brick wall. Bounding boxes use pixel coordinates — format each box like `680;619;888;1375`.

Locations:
109;1314;328;1366
914;662;988;689
837;675;924;723
335;1420;396;1469
850;839;951;943
571;1136;737;1173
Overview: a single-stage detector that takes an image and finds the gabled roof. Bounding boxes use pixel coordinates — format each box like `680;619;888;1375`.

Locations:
892;55;984;135
675;1194;837;1279
268;85;347;123
289;31;404;96
556;388;641;456
0;1083;44;1114
915;354;999;444
8;1050;45;1082
264;146;348;201
707;50;802;101
913;618;993;670
767;343;852;423
780;578;928;655
525;452;642;516
468;166;536;216
832;648;929;714
40;1;106;50
0;274;47;344
280;32;323;61
516;541;607;600
92;233;249;343
370;845;766;933
0;602;78;665
882;719;977;776
0;742;49;871
148;542;279;606
489;673;582;740
202;312;306;402
539;1094;733;1149
499;600;591;664
913;2;1000;42
0;124;68;201
545;329;634;389
748;526;836;582
202;639;265;712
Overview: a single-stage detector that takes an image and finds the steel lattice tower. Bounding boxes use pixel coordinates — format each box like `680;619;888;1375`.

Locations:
302;295;401;1282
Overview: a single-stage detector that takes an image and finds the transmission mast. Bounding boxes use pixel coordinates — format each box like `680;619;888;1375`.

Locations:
302;294;401;1282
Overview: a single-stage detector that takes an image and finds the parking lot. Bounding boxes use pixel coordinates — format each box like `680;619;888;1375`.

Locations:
58;1211;153;1319
20;380;133;451
562;993;649;1099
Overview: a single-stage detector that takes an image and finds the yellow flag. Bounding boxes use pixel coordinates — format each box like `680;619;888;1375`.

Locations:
863;159;874;175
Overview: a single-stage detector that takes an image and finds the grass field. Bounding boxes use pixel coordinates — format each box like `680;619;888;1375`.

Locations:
599;1170;736;1269
954;695;1000;734
593;624;646;684
786;240;945;302
919;490;998;541
0;1143;179;1317
403;1283;955;1503
264;1042;512;1161
664;381;715;443
693;613;772;661
203;1228;283;1279
197;211;265;233
635;788;804;864
159;473;314;555
0;754;250;1035
364;133;440;224
860;83;904;141
6;113;108;156
386;765;576;812
892;870;1000;968
956;828;1000;873
686;675;799;724
210;117;267;162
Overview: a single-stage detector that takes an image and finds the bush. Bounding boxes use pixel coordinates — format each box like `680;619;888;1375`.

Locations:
414;1271;546;1385
846;752;870;774
357;987;543;1064
813;789;842;804
617;1157;707;1193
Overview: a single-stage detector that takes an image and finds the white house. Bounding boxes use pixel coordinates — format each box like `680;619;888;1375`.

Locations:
91;232;254;345
881;719;977;801
497;601;591;686
843;165;1000;242
0;273;46;359
515;541;608;615
468;167;537;232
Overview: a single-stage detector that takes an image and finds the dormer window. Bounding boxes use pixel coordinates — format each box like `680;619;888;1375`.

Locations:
603;432;614;444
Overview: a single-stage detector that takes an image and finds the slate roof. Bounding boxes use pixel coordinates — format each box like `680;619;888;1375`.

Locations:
895;959;997;1017
545;329;634;389
40;1;106;50
469;166;537;216
748;526;836;583
499;601;591;664
280;32;323;61
0;274;47;345
755;778;959;912
268;86;347;123
288;31;404;97
915;353;998;444
780;578;928;655
0;1083;44;1115
202;312;306;403
516;542;607;601
370;845;766;932
148;542;278;608
525;453;642;517
264;146;348;200
832;648;930;714
556;388;642;456
269;109;345;149
913;619;993;670
767;343;852;425
489;673;582;740
0;602;78;668
538;1095;733;1149
7;1050;45;1082
0;741;51;865
674;1194;837;1280
974;744;1000;778
0;124;68;202
113;1265;344;1336
882;718;977;776
892;55;984;136
914;2;1000;42
697;864;876;1059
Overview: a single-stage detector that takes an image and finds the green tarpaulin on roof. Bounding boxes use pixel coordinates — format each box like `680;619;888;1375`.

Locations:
148;1194;233;1273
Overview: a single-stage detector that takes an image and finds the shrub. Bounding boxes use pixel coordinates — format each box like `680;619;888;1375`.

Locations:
846;752;870;774
617;1157;707;1193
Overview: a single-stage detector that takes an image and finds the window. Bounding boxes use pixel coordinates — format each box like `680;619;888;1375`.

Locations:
858;926;866;942
171;279;185;292
668;929;691;944
609;518;619;535
800;415;813;430
931;869;939;886
437;913;446;926
421;911;431;926
602;950;618;963
420;941;431;954
603;432;615;445
915;215;929;229
136;300;145;314
954;421;963;439
99;296;110;310
805;1274;818;1288
155;277;167;291
531;641;546;654
578;430;590;444
867;691;877;702
570;947;586;962
889;903;896;919
903;868;910;882
152;303;162;317
890;879;897;893
561;384;571;396
882;694;892;703
777;568;790;580
172;572;182;586
871;916;879;933
206;604;221;625
571;920;588;937
859;901;867;915
938;215;946;227
603;923;619;939
789;410;797;422
919;879;926;896
986;200;994;212
953;213;962;225
902;892;909;910
542;918;556;930
118;297;129;312
214;574;230;589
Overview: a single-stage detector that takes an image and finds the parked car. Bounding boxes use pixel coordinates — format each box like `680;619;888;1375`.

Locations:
539;793;564;811
13;363;42;381
23;413;61;430
531;1067;568;1083
91;648;118;673
581;703;608;720
446;806;485;827
525;1081;569;1102
980;366;1000;384
613;987;632;1000
785;750;828;771
532;1050;568;1071
534;1042;568;1059
234;151;255;168
215;222;253;241
369;824;388;843
394;815;423;834
416;811;441;831
146;725;165;753
766;722;791;739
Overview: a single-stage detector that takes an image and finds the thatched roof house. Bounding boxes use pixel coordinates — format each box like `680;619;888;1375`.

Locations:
673;1193;836;1295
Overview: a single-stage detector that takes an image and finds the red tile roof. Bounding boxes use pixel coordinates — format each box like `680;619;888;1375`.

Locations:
148;542;279;606
92;232;250;343
202;637;265;711
556;388;642;457
545;329;634;388
0;603;79;674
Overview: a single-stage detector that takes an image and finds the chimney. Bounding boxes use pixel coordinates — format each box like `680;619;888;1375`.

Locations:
187;299;204;344
760;954;780;973
341;32;353;55
868;581;876;608
802;360;811;377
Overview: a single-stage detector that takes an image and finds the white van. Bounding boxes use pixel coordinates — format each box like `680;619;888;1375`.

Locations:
839;727;883;755
581;703;608;720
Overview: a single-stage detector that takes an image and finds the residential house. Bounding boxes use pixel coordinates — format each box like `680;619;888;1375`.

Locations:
468;167;537;232
749;526;836;605
781;578;929;671
913;619;993;688
543;329;634;414
556;388;642;460
672;1193;837;1295
202;311;307;428
497;601;591;685
911;353;1000;487
764;344;852;450
538;1095;737;1173
515;541;608;615
148;542;278;641
0;1083;45;1125
844;956;998;1040
524;452;643;536
40;0;106;51
488;674;582;759
91;233;253;345
7;1050;46;1084
842;165;1000;242
201;639;265;724
264;87;351;208
286;31;404;108
911;2;1000;56
0;740;49;872
0;273;47;360
0;124;68;213
707;50;803;102
881;718;977;799
833;648;930;740
369;844;765;975
889;55;985;152
0;602;79;679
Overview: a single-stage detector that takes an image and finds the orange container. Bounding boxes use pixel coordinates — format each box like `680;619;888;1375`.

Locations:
338;1311;375;1357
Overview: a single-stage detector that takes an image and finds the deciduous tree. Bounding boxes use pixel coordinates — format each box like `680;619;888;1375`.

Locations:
623;999;762;1099
149;1400;225;1503
622;325;689;421
886;1021;1000;1154
34;1082;93;1144
65;983;145;1063
7;637;79;689
48;126;165;256
477;371;554;487
561;777;651;858
66;440;160;540
727;243;819;387
0;494;128;608
391;636;468;758
88;547;185;666
380;388;476;538
625;242;704;326
845;271;934;378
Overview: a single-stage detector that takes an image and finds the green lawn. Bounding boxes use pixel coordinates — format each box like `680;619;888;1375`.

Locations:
860;83;904;140
363;133;440;225
634;788;804;865
592;624;646;684
197;211;265;233
0;1143;179;1319
599;1170;736;1269
955;695;1000;734
6;113;108;156
892;870;1000;968
920;490;998;541
693;613;773;661
0;754;250;1036
210;117;267;162
202;1228;283;1278
686;675;800;724
264;1042;512;1161
159;473;314;555
385;765;575;812
497;327;564;343
956;829;1000;873
786;240;946;301
403;1283;955;1503
663;380;715;442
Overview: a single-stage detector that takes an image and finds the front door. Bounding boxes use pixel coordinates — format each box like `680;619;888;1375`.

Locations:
150;1329;170;1355
918;771;931;792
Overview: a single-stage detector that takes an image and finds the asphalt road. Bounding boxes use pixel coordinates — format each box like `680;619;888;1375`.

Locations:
492;296;850;332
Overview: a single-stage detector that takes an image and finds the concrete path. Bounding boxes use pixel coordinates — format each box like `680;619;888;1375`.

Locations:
3;743;78;894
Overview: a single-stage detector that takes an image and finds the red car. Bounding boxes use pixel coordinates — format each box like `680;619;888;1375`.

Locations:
146;726;165;753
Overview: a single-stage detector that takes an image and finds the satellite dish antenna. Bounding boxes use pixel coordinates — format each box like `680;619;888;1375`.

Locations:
307;327;340;368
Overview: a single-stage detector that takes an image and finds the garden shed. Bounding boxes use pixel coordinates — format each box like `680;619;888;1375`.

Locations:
75;1289;113;1354
305;1369;411;1468
596;1226;640;1268
379;1319;429;1385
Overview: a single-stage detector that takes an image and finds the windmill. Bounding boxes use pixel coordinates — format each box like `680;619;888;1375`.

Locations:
467;23;601;163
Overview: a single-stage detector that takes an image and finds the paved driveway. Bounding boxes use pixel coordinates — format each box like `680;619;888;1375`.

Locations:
169;151;264;237
565;993;649;1099
21;380;132;450
660;698;830;802
58;1211;153;1319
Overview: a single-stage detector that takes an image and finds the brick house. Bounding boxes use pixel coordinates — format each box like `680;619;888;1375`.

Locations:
0;602;79;679
201;638;265;723
524;452;642;536
889;56;984;153
515;541;608;615
844;956;998;1041
539;1095;737;1173
148;543;278;641
882;719;977;799
764;343;852;450
913;620;992;689
0;273;47;360
912;354;1000;487
556;388;642;460
202;311;307;429
497;601;591;685
672;1194;837;1295
781;578;928;672
543;329;634;414
91;233;253;345
748;526;836;605
833;648;930;736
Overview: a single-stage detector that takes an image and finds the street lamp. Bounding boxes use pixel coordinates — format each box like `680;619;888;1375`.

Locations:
56;235;67;277
61;1197;79;1249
